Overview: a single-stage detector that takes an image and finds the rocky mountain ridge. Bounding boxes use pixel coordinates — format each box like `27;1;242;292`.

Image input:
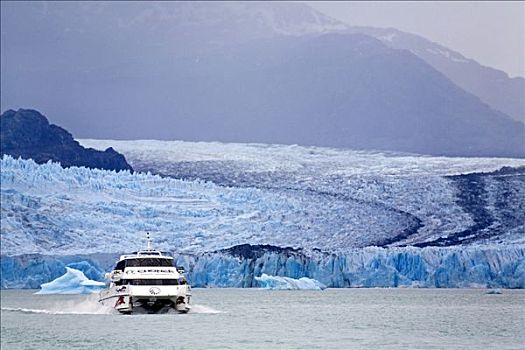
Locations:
0;109;132;171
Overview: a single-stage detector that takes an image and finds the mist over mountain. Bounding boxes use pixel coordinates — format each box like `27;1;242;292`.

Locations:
350;26;525;123
1;2;523;157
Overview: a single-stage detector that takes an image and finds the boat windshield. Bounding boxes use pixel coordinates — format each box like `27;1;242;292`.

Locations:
124;258;173;267
119;279;185;286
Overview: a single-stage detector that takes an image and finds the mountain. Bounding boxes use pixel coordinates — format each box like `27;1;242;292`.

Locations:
1;2;523;157
175;32;522;157
0;109;132;171
349;26;524;123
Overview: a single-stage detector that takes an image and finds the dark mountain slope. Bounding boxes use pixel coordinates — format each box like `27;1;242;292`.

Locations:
152;33;524;157
0;109;132;171
349;26;524;123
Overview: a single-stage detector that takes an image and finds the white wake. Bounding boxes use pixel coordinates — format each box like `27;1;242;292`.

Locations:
2;294;220;315
189;304;222;314
2;295;114;315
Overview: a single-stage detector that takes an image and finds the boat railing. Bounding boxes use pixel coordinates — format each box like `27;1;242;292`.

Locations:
119;252;173;260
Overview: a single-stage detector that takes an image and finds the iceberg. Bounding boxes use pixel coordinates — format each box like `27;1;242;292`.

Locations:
255;274;326;290
35;267;105;294
0;255;111;289
486;289;502;295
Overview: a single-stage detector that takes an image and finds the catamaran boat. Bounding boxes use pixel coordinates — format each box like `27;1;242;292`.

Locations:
98;233;191;314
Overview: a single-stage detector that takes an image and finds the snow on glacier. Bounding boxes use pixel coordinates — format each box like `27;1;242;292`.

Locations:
1;156;420;255
35;267;105;294
79;139;525;246
79;139;525;177
255;274;326;290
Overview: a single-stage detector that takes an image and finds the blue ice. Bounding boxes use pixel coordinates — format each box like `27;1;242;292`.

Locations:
255;273;326;290
35;267;105;294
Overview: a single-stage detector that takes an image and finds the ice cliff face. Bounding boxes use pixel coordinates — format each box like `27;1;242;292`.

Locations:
2;245;524;289
175;245;525;289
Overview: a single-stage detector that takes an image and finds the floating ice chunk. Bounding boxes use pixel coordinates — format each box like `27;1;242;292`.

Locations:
486;289;502;295
35;267;105;294
255;273;326;290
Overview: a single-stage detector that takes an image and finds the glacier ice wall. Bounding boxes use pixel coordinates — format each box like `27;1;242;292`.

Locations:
175;245;525;289
2;244;523;289
0;253;112;289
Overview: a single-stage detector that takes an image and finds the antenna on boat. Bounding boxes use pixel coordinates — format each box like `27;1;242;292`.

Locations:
146;232;152;251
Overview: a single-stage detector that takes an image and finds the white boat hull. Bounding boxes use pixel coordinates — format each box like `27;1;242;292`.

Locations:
99;285;191;314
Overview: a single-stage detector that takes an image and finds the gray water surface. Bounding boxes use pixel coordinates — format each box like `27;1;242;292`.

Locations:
1;289;524;349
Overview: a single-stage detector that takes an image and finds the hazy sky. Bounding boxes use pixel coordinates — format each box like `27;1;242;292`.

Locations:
309;1;525;78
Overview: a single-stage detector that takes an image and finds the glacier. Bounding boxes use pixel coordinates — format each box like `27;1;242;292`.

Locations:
255;274;326;290
2;152;524;256
80;139;525;248
35;267;105;294
1;142;525;289
0;155;453;254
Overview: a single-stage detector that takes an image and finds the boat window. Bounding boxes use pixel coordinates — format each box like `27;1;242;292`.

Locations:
121;279;180;285
115;260;126;271
124;258;173;267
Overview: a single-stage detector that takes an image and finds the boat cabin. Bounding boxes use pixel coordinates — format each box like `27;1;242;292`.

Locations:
107;233;187;286
114;254;174;271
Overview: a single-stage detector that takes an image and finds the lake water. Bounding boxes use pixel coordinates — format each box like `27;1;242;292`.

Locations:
1;289;524;349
